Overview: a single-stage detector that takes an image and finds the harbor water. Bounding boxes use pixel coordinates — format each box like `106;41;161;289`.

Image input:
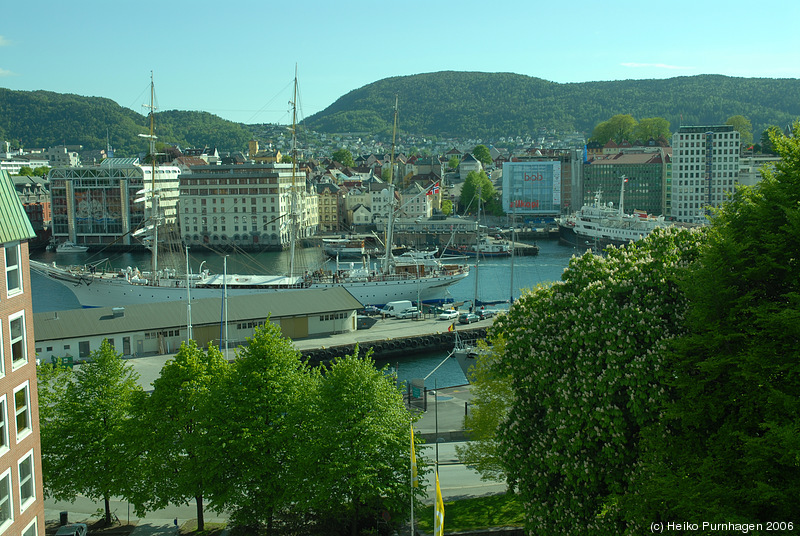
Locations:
29;239;580;387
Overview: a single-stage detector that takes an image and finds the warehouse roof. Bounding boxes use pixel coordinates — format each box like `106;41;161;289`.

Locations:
33;287;362;341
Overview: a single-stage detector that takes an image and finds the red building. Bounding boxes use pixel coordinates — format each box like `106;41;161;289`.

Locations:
0;170;45;535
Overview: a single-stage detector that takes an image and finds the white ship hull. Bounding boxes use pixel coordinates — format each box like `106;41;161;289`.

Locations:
30;260;468;308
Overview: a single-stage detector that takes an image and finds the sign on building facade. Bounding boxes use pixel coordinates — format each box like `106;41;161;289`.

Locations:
502;161;561;215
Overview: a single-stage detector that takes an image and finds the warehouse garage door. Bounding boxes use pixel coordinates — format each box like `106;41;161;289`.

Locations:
193;325;221;349
280;317;308;339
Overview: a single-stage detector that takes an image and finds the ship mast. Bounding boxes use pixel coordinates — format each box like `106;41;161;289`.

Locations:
288;66;299;279
139;72;160;281
382;95;399;275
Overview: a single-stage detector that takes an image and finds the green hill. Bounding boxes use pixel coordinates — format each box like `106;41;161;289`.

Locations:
2;73;799;153
0;88;253;156
305;71;800;139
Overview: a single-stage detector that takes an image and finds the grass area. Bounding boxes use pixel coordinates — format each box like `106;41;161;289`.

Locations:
178;520;227;535
415;492;524;533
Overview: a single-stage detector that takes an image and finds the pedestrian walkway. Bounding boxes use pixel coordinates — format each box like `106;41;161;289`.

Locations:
129;519;178;535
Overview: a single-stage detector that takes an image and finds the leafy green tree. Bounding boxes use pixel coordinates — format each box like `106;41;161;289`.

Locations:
332;148;355;168
590;114;637;144
40;340;142;524
296;350;419;535
460;171;495;214
759;125;782;154
32;165;50;177
441;199;453;216
18;166;33;177
205;324;312;531
129;341;229;532
493;228;704;535
38;362;75;498
629;123;800;527
726;114;753;148
281;154;295;164
447;156;460;170
632;117;670;141
455;337;512;482
472;144;492;166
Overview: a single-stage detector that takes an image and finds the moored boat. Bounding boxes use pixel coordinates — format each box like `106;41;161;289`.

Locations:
557;176;670;249
55;241;89;253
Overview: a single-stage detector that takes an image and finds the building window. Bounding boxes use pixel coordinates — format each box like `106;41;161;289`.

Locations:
14;384;31;440
0;397;7;457
18;450;35;510
4;244;21;296
9;313;26;368
0;469;11;531
21;518;36;536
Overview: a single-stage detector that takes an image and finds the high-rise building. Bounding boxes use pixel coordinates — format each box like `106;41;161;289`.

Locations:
671;125;740;223
0;170;45;536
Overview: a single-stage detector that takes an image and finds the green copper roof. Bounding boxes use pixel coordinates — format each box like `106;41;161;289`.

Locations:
0;170;36;244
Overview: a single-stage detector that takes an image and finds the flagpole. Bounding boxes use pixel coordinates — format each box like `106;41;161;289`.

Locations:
410;419;415;536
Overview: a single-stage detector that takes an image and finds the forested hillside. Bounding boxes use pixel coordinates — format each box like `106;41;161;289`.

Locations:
2;73;799;153
306;72;800;139
0;89;252;155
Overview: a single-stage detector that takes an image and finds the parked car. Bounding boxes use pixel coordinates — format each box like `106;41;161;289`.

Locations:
458;312;479;324
437;309;459;320
56;524;88;536
397;307;421;319
477;308;496;319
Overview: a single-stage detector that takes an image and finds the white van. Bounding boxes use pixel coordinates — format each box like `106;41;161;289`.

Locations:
380;300;413;317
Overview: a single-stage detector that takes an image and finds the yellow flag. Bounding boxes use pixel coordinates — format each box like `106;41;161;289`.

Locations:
411;425;418;487
448;322;455;332
434;469;445;535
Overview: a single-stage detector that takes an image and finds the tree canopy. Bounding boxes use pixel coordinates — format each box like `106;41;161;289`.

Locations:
726;114;754;147
492;228;704;534
128;341;229;531
39;340;143;524
460;171;495;215
472;144;492;166
295;350;422;535
332;148;355;167
590;114;637;145
629;122;800;527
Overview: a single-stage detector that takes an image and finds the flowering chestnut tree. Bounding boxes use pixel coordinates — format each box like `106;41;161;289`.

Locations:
492;227;703;535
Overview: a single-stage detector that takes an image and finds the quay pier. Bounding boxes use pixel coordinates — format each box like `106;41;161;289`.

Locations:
293;314;492;362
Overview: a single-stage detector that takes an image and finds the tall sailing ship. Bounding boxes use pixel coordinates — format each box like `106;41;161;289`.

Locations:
30;76;469;309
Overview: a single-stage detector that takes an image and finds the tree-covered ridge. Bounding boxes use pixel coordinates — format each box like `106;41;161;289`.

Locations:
306;72;800;139
0;88;253;155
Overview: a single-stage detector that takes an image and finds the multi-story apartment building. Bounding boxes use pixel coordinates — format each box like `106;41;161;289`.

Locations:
0;170;46;536
583;148;670;216
398;182;433;220
671;125;740;223
179;163;318;249
317;182;343;233
738;154;781;188
44;146;80;168
49;158;181;247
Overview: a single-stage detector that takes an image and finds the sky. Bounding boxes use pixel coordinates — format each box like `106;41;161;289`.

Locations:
2;0;799;127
